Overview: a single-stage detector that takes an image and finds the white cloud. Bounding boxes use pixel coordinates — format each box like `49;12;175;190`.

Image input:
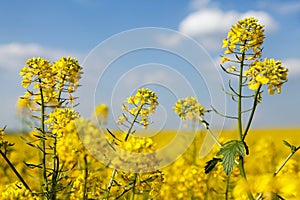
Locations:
0;43;83;71
176;8;278;51
283;58;300;76
180;9;237;36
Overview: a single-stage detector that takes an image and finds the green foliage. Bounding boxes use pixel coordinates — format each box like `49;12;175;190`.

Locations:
283;140;299;153
217;140;245;175
204;158;222;174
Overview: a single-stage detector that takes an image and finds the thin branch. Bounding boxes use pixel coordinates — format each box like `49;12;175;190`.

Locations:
210;105;238;120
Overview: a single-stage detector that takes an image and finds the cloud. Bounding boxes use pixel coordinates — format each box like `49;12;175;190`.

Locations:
179;9;278;36
0;43;84;71
175;6;278;51
283;58;300;76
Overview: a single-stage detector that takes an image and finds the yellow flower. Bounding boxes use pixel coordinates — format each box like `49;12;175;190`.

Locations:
221;56;230;64
173;97;205;121
0;181;37;200
117;88;158;129
45;108;78;137
19;56;83;108
245;58;288;95
221;17;265;63
0;127;5;142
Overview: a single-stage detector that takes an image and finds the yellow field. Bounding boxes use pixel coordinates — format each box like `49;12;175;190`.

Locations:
1;128;299;199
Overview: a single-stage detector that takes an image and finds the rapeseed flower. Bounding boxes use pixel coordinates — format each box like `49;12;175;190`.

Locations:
117;88;158;129
245;58;288;94
173;97;205;121
222;17;265;61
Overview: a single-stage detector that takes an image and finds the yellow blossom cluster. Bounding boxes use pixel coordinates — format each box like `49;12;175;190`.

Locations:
93;103;109;125
245;58;288;95
45;108;79;137
0;127;4;142
0;181;37;200
222;17;265;61
18;56;82;110
173;96;205;121
52;56;82;93
70;172;104;200
117;88;158;128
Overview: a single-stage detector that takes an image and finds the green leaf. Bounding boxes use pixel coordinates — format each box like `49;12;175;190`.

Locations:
283;140;297;153
216;140;245;175
204;158;222;174
283;140;291;148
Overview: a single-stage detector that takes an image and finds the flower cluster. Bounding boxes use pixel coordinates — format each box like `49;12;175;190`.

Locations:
117;88;158;128
93;104;109;125
18;56;82;110
52;56;82;96
222;17;265;62
70;172;103;200
173;97;205;121
0;127;4;142
0;181;37;200
245;58;288;95
45;108;79;137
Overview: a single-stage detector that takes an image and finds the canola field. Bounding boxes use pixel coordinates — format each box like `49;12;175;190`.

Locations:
1;17;299;199
1;129;299;199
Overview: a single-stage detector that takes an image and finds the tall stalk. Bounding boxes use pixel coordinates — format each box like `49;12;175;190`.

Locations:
39;83;49;197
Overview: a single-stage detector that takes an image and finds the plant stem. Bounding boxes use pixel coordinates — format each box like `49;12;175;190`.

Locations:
197;116;222;147
225;175;230;200
274;146;300;176
130;173;137;200
125;106;142;141
236;47;254;200
83;154;88;200
237;157;254;200
237;52;245;141
39;84;49;196
0;149;32;192
106;169;117;198
50;134;58;200
243;86;261;141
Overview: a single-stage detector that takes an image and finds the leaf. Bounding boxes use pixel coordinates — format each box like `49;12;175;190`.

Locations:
283;140;297;153
204;158;222;174
216;140;245;175
24;161;42;169
283;140;291;148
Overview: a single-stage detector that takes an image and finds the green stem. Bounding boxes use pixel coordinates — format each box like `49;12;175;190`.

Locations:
39;83;49;196
237;157;254;200
0;149;32;192
243;85;261;141
197;116;222;147
107;106;143;197
83;154;88;200
274;147;300;176
225;175;230;200
236;45;254;200
125;107;142;141
256;146;299;199
106;169;117;198
49;134;58;200
130;173;137;200
237;52;245;141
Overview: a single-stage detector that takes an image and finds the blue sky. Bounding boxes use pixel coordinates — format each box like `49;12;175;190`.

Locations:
0;0;299;132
